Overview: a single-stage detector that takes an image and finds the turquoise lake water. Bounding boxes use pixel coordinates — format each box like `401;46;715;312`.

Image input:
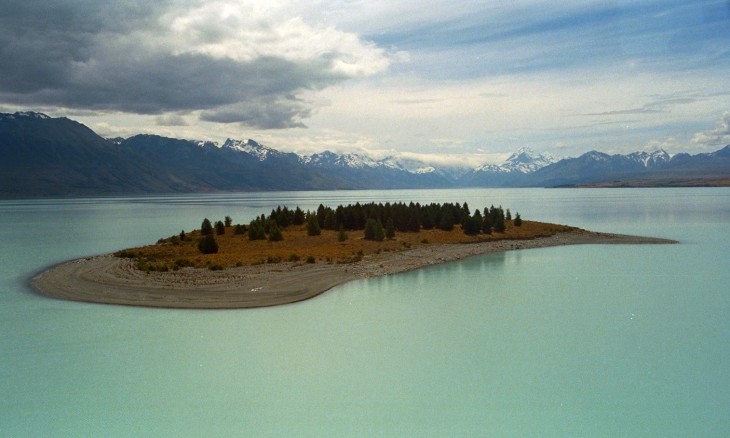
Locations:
1;188;729;436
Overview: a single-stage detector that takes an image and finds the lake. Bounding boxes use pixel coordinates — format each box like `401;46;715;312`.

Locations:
1;188;729;436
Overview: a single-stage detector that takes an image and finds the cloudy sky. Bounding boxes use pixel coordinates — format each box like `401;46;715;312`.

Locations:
1;0;729;165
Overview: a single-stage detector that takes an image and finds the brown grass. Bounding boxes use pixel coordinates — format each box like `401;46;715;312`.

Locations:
119;220;576;271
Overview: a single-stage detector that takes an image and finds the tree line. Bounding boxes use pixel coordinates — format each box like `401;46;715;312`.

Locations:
193;201;522;252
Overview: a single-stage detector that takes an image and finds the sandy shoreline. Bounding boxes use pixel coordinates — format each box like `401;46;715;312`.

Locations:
30;230;676;309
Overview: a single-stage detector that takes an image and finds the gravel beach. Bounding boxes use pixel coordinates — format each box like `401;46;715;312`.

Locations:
31;229;676;309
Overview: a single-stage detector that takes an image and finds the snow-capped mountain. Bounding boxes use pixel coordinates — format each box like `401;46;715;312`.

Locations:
298;151;476;180
626;149;672;167
222;138;283;161
295;150;452;187
3;110;730;196
0;111;51;120
300;150;397;169
475;147;556;174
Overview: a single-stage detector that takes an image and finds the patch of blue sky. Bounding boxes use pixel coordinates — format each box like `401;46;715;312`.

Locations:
371;0;730;79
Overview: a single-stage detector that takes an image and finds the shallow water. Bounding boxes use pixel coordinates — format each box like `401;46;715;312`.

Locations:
1;188;729;436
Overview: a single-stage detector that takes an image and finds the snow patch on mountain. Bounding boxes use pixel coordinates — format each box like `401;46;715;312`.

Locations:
195;140;219;148
223;139;280;161
0;111;51;120
475;147;556;173
627;149;672;167
301;150;397;169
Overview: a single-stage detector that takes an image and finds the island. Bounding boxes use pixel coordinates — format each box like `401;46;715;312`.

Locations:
31;201;677;309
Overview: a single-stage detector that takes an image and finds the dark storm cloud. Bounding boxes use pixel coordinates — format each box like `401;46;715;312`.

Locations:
0;0;354;129
200;95;313;129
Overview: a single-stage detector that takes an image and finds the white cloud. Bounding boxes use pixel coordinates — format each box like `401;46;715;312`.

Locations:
0;0;393;128
642;137;681;153
690;112;730;149
164;0;390;77
4;0;728;160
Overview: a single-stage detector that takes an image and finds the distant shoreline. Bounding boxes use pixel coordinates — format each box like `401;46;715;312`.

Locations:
30;230;677;309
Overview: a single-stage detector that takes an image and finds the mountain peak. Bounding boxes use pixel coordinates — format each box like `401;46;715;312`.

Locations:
301;150;383;169
0;111;51;120
222;138;280;161
626;148;672;167
476;147;556;174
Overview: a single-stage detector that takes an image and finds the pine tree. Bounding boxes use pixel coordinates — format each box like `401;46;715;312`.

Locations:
364;218;377;240
385;217;396;239
364;218;385;241
201;218;213;235
338;226;348;242
513;212;522;227
293;207;305;225
248;220;266;240
324;210;337;230
268;221;283;241
438;210;455;231
482;216;492;234
197;234;218;254
407;210;420;232
462;211;481;235
215;220;225;235
420;208;435;230
224;216;233;227
374;220;385;242
307;214;321;236
493;213;506;233
461;202;471;224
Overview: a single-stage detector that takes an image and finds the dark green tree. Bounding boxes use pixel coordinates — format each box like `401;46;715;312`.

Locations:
248;220;266;240
324;210;337;230
364;218;377;240
268;221;283;241
307;214;321;236
224;216;233;227
338;226;348;242
513;212;522;226
461;202;471;224
407;209;421;232
201;218;213;235
505;209;512;221
374;220;385;241
482;216;492;234
364;218;384;241
197;234;218;254
493;213;506;233
420;208;435;230
179;230;187;241
462;211;482;235
276;206;292;228
233;224;246;235
215;220;225;235
316;204;327;228
293;207;306;225
438;210;455;231
385;217;396;239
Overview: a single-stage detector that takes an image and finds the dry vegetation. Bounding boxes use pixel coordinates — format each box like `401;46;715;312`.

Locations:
116;220;576;272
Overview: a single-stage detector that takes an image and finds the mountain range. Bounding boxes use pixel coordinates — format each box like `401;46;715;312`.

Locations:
1;111;729;197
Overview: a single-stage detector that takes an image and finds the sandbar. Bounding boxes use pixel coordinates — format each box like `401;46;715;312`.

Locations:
30;229;676;309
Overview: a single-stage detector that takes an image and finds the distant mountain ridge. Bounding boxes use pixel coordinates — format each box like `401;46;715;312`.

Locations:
520;146;730;187
1;111;729;197
475;147;557;173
